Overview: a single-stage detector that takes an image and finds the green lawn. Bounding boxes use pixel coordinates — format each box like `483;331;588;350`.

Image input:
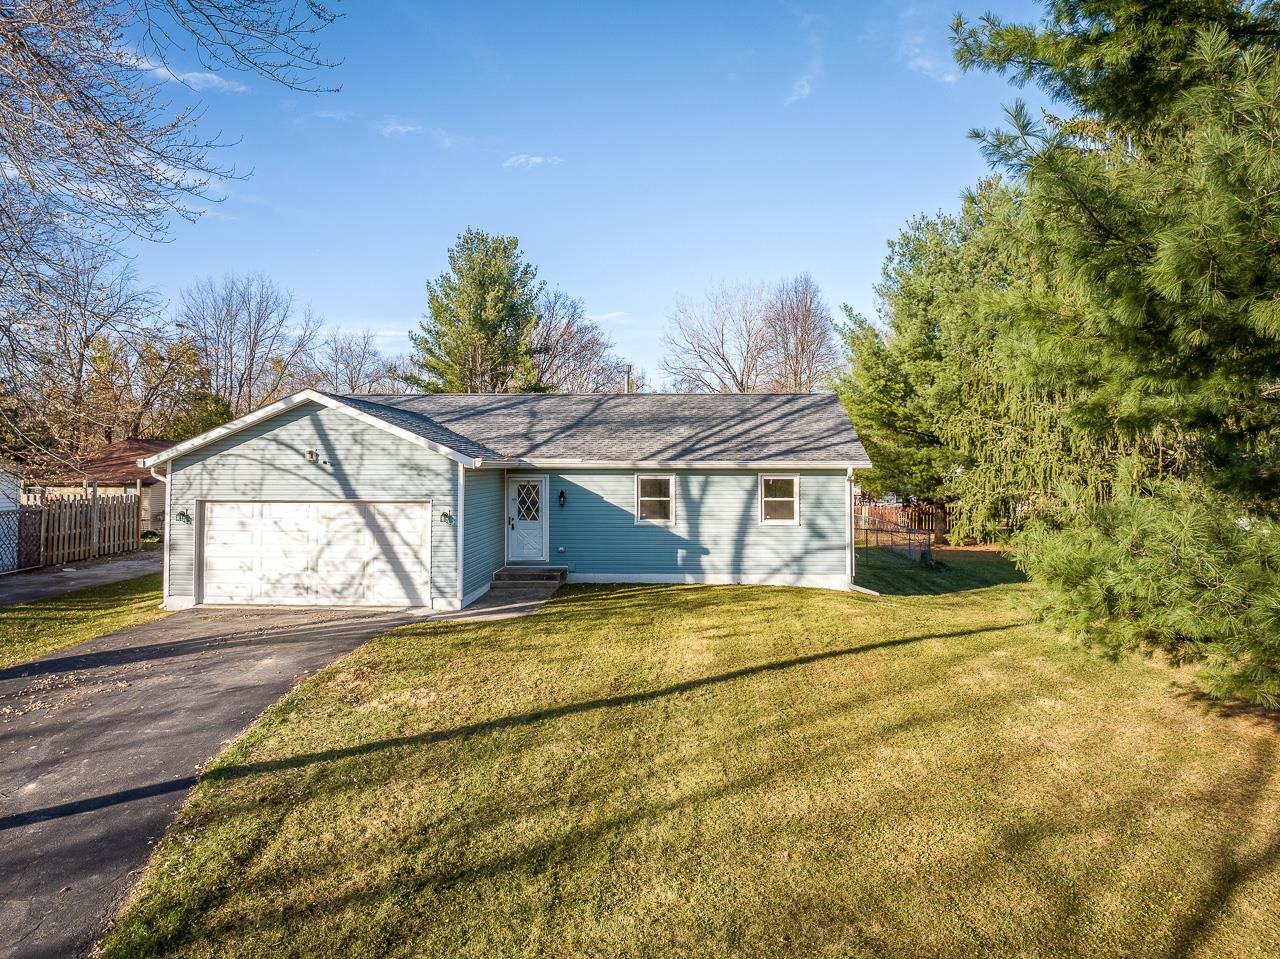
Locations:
0;572;166;669
102;552;1280;959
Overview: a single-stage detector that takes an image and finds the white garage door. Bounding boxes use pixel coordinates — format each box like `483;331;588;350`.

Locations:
201;501;433;606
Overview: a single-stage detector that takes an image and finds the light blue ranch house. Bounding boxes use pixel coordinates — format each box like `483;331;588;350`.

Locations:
140;390;873;611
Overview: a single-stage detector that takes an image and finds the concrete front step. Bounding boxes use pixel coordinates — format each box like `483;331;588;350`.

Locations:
492;566;568;587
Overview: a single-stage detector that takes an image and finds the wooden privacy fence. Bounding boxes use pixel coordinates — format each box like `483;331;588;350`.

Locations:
24;491;143;568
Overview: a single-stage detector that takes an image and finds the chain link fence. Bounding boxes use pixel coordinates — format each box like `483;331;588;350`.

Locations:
0;507;44;574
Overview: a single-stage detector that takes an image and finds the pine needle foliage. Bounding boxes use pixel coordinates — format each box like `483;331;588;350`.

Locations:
405;228;543;393
944;0;1280;705
843;1;1280;704
1016;480;1280;707
837;179;1142;540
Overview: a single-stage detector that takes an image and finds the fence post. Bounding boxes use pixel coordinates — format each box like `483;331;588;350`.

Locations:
38;490;47;567
90;481;99;559
135;478;143;548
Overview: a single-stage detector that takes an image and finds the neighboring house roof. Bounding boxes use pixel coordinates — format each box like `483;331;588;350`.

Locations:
141;389;872;470
37;438;175;486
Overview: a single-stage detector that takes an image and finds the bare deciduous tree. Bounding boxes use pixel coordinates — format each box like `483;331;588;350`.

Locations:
0;1;338;455
661;282;771;393
0;239;213;465
314;330;407;394
0;2;339;291
532;290;636;393
764;273;841;392
177;273;321;416
660;276;841;393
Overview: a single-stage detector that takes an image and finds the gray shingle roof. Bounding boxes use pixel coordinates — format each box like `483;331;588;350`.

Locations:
330;393;872;467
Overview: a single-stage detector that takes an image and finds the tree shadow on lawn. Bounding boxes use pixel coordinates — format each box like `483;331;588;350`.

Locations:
107;633;1280;959
124;653;1003;957
9;622;1010;834
854;546;1027;596
953;735;1280;959
202;622;1013;784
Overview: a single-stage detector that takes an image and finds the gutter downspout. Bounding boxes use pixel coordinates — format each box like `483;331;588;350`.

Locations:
846;466;880;597
148;464;171;607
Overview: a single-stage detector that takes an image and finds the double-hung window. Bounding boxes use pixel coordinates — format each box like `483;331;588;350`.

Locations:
759;474;800;525
635;475;675;524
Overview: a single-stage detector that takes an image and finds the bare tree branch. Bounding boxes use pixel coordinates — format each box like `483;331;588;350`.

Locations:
314;329;408;394
531;289;635;393
661;282;771;393
763;273;841;391
0;1;340;373
176;272;320;416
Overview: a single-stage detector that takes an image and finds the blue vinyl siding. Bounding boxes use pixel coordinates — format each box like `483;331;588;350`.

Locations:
508;469;848;580
462;469;505;597
166;401;458;604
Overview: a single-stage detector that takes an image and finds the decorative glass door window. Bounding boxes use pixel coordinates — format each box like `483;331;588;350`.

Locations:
516;481;540;521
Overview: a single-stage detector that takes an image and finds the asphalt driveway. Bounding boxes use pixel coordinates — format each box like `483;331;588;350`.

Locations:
0;605;420;959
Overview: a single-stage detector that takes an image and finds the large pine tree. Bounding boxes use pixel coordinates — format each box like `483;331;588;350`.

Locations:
953;0;1280;705
406;228;542;393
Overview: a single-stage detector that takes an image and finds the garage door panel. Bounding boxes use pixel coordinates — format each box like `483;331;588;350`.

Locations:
201;501;432;607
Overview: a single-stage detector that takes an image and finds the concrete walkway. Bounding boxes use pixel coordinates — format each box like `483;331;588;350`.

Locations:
0;552;162;608
437;585;559;622
0;605;421;959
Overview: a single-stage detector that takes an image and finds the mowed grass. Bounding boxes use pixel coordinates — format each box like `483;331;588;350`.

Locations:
0;572;165;669
102;552;1280;959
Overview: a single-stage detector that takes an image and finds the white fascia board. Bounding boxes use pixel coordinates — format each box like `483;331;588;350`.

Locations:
479;458;870;470
138;390;481;470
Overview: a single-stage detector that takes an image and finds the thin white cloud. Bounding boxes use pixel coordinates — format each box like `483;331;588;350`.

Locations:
430;128;465;149
134;55;248;93
587;311;630;323
786;74;815;104
374;120;465;147
376;118;424;137
170;70;248;93
785;11;824;105
502;153;563;169
898;7;959;85
191;204;237;222
312;109;356;121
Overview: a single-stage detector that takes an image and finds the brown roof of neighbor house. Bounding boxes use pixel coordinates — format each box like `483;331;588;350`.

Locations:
36;438;175;486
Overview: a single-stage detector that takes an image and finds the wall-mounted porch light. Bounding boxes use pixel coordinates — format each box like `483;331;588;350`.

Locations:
558;489;566;508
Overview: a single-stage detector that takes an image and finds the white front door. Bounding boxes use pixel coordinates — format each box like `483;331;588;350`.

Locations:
507;477;547;561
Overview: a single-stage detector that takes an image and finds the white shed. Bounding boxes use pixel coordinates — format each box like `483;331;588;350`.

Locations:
0;460;18;509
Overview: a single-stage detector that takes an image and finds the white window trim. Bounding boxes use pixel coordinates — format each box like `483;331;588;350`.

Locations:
759;474;801;526
634;473;676;526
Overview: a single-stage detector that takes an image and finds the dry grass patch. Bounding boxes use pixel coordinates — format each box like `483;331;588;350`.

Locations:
101;554;1280;959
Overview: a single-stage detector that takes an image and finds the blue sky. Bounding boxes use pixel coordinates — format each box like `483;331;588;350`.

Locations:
124;0;1043;386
